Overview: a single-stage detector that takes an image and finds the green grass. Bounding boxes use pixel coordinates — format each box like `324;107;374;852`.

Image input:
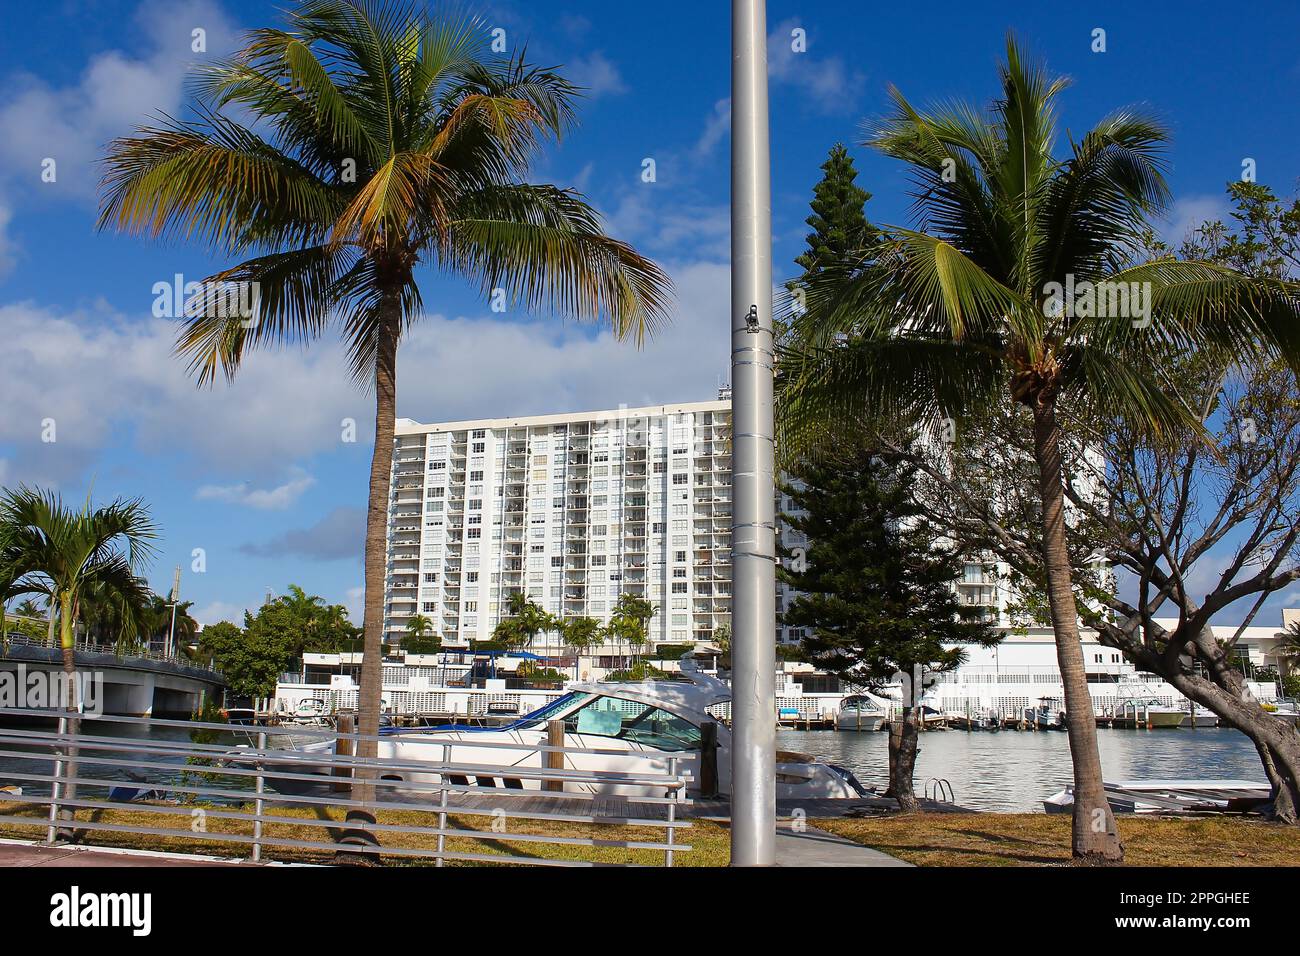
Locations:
0;800;730;867
817;812;1300;866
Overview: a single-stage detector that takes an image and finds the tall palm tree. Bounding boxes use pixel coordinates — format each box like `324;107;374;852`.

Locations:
98;0;670;824
0;486;157;833
779;37;1300;862
79;577;156;652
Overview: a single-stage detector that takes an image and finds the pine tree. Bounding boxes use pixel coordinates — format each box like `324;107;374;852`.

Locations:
777;446;1000;811
794;143;875;279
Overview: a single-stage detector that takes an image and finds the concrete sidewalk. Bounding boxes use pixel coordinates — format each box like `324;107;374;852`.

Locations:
0;839;255;867
775;823;912;867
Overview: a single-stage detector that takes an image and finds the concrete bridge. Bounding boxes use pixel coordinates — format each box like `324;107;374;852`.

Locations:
0;639;225;717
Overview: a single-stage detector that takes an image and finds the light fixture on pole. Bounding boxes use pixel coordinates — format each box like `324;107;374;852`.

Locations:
729;0;777;866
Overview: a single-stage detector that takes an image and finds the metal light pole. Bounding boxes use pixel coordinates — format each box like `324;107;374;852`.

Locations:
729;0;777;866
166;566;181;659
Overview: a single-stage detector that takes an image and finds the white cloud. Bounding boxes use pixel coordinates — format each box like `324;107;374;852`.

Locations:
694;99;730;160
192;599;254;628
1161;193;1232;247
0;0;240;199
196;470;316;510
392;260;731;423
767;18;864;108
344;585;366;627
0;257;730;488
566;51;627;99
0;300;368;487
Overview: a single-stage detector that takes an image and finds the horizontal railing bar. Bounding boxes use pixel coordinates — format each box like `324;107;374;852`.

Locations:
0;721;700;762
0;792;690;830
0;745;692;796
0;730;694;782
0;767;693;812
0;816;665;867
1;798;690;852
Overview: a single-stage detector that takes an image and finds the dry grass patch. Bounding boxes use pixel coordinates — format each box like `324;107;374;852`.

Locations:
0;801;730;867
817;812;1300;866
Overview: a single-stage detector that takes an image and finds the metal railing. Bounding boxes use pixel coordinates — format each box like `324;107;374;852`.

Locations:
1;630;207;669
0;708;694;867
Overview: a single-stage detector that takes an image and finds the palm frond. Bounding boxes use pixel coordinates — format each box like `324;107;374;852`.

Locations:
444;184;673;343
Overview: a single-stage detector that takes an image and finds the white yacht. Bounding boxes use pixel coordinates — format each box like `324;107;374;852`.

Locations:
1110;681;1185;728
835;694;889;732
275;665;867;800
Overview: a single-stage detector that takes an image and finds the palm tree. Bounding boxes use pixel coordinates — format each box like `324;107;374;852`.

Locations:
0;486;157;833
778;37;1300;862
557;614;601;678
98;0;670;819
493;592;554;653
1280;623;1300;671
79;578;156;653
12;598;43;619
405;613;432;641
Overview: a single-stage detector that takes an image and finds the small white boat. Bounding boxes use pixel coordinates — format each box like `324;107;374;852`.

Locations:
1024;697;1066;729
289;698;331;727
836;694;888;732
1044;779;1271;815
0;785;22;798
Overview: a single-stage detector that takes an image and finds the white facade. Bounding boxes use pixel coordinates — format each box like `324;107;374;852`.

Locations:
385;399;735;647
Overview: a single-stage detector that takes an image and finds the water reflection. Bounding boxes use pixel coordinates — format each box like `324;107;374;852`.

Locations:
777;726;1266;812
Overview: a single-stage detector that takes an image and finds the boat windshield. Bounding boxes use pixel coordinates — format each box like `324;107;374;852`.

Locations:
561;695;702;751
514;692;591;727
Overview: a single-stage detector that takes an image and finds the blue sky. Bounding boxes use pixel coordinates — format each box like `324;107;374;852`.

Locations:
1;0;1298;627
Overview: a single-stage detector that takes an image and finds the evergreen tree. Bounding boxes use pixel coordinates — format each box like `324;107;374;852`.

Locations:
794;143;875;279
778;446;1000;811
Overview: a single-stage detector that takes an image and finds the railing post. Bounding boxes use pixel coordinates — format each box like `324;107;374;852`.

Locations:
543;719;565;792
665;756;678;868
252;730;266;863
333;712;355;792
46;715;67;844
436;743;451;868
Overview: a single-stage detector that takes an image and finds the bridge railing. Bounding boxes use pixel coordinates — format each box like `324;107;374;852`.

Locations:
0;631;216;672
0;707;694;867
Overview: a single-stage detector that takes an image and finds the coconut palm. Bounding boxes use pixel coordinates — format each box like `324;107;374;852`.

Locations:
11;598;43;619
405;613;433;641
98;0;671;818
493;592;555;653
1280;623;1300;666
0;485;157;831
778;37;1300;862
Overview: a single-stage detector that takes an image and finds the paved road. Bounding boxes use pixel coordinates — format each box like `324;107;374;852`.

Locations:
0;841;250;867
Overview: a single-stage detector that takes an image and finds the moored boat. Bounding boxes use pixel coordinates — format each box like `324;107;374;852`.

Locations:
835;694;888;732
276;663;868;800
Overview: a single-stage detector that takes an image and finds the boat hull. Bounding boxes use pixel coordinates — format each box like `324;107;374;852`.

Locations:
836;712;886;732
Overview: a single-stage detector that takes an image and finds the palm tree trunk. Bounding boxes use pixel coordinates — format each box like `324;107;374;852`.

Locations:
345;299;400;850
57;590;80;841
1030;399;1123;863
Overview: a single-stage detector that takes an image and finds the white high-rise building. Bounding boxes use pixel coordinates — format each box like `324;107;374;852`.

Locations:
385;398;737;648
385;394;1011;650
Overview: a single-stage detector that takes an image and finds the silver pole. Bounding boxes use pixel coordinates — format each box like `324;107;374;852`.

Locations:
729;0;777;866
